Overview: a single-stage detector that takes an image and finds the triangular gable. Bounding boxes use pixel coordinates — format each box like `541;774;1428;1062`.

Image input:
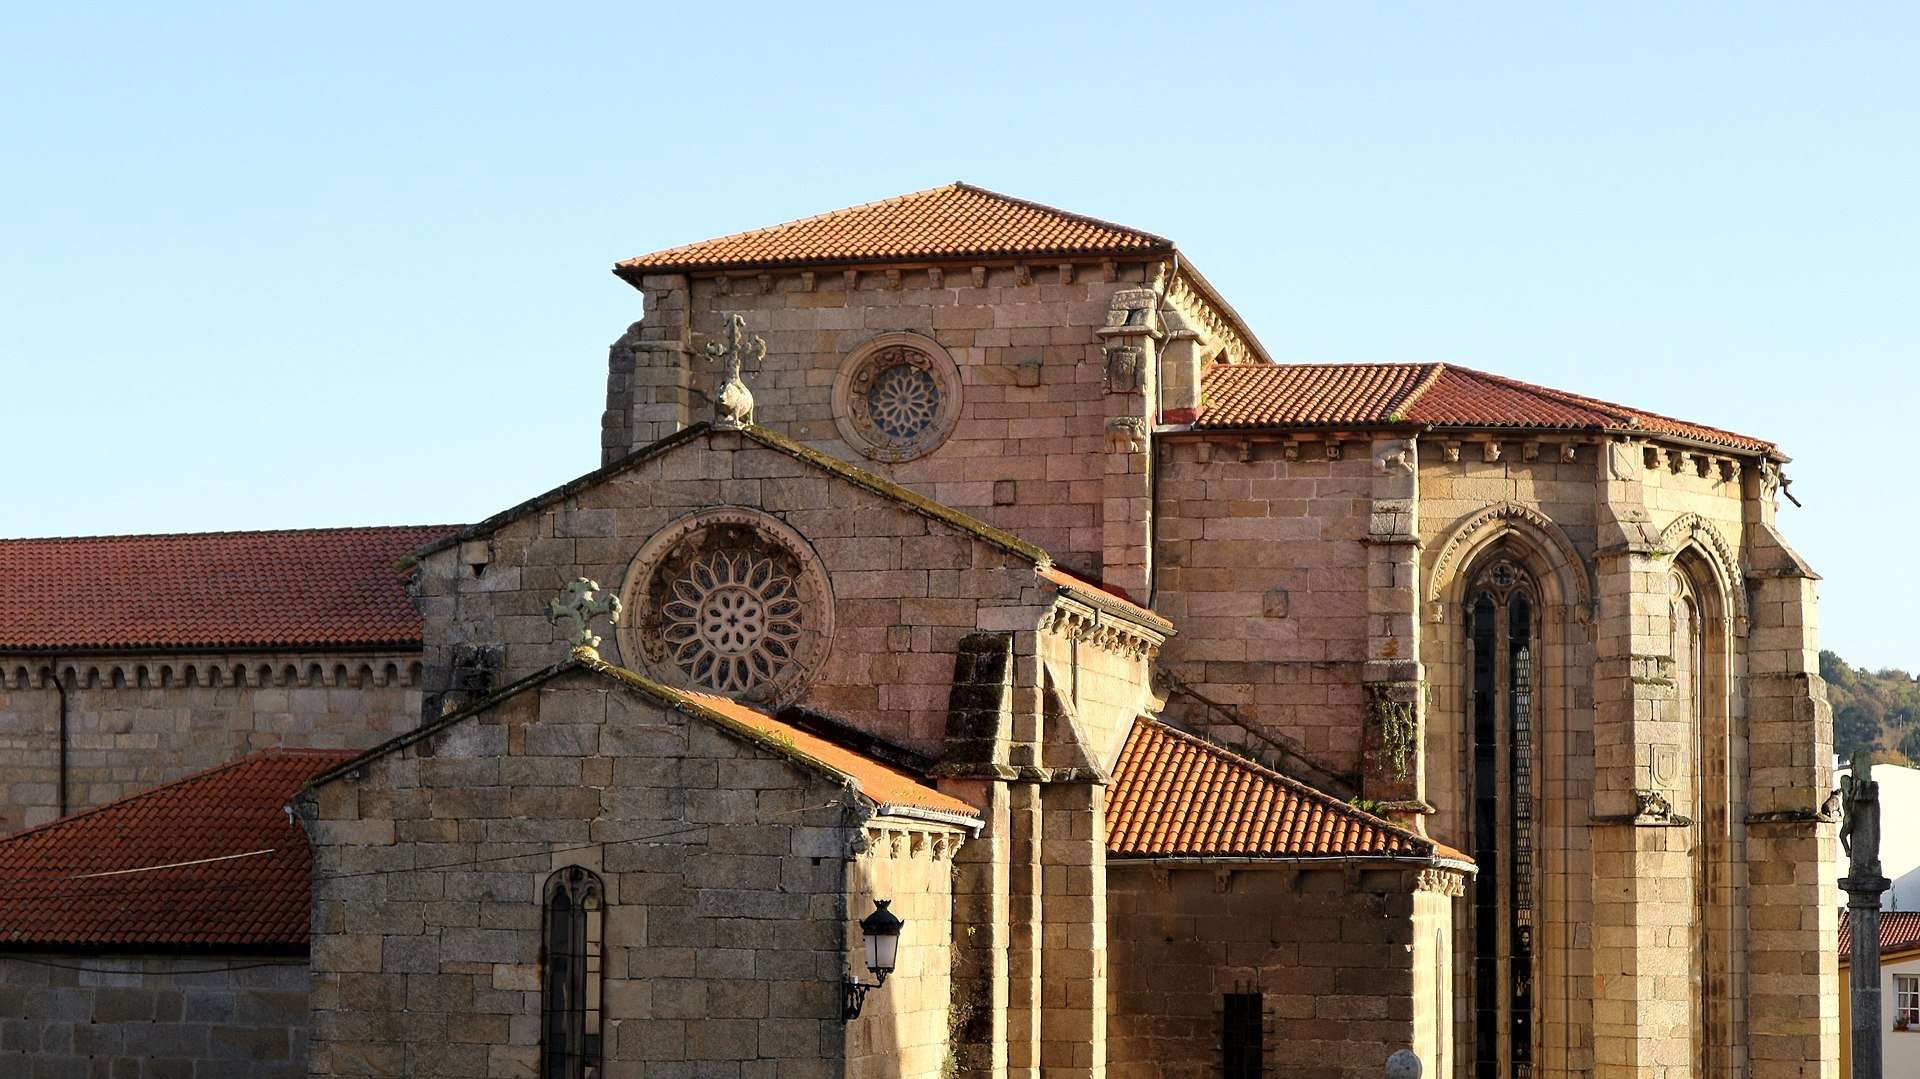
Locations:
414;421;1167;636
308;654;980;827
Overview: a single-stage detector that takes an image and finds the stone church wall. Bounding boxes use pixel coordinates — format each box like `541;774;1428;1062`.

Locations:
608;261;1166;577
301;669;911;1077
414;431;1059;759
1149;435;1376;773
0;952;310;1078
846;826;962;1079
0;654;421;834
1105;863;1459;1079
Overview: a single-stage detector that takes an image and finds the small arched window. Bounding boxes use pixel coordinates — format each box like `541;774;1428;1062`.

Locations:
541;866;604;1079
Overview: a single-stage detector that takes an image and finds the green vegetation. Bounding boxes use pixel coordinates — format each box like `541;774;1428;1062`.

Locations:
1823;650;1920;765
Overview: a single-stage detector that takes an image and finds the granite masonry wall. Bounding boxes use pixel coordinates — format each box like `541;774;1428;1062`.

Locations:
0;953;309;1079
605;262;1169;577
299;667;963;1078
0;654;421;834
1150;435;1376;775
1106;863;1461;1079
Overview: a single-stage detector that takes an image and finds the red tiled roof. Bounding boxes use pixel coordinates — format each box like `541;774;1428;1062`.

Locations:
678;688;979;820
0;748;355;949
1840;910;1920;959
0;525;457;652
617;182;1173;277
1037;565;1172;633
1195;363;1776;455
1106;717;1441;860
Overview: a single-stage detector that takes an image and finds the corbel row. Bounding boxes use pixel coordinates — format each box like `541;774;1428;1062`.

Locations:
702;259;1132;298
861;825;963;862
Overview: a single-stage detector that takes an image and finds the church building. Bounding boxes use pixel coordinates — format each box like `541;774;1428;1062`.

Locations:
0;184;1837;1078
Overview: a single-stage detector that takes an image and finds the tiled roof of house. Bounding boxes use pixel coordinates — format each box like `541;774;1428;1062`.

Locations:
616;182;1173;277
0;526;457;653
1840;910;1920;959
1194;363;1776;455
0;748;355;949
1106;717;1443;860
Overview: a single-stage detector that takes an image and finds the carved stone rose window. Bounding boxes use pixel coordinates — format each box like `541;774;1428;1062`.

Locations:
832;333;962;462
659;552;802;693
616;509;833;705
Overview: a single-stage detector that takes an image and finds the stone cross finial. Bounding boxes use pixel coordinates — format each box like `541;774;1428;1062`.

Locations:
704;313;764;430
547;578;622;655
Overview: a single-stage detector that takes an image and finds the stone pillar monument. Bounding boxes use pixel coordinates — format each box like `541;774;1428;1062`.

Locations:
1840;752;1889;1079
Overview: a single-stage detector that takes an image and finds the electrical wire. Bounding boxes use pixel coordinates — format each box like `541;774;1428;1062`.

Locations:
0;954;304;975
0;801;845;907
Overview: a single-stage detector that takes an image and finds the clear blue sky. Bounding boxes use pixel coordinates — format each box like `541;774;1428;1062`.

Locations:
2;5;1912;667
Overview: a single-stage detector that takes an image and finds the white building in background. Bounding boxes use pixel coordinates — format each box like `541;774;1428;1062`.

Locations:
1835;759;1920;911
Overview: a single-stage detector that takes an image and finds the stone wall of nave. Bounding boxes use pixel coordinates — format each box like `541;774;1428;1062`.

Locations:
0;654;421;834
1149;435;1376;775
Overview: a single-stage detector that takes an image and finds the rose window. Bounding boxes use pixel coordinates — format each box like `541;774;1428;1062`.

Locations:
832;335;962;463
866;363;939;442
659;553;803;693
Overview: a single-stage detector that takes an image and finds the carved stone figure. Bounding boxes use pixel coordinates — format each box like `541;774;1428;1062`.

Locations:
1842;751;1883;881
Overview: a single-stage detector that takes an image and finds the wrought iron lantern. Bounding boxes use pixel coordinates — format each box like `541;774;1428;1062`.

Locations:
842;899;905;1020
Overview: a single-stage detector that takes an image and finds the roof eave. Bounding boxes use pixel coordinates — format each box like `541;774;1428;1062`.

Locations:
1106;852;1475;874
613;244;1178;287
0;639;425;657
1172;259;1275;367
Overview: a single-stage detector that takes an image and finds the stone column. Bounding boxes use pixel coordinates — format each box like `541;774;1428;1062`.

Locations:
1096;285;1162;599
938;633;1020;1078
1362;436;1429;826
1590;440;1695;1078
1007;781;1044;1079
944;778;1012;1079
1743;462;1840;1079
602;272;692;463
1038;780;1107;1079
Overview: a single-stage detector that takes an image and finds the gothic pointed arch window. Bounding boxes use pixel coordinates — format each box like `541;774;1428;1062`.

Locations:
1669;559;1734;1076
1465;556;1537;1079
542;866;604;1079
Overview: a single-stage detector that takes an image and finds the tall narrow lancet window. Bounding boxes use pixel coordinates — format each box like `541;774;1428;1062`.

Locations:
542;866;604;1079
1670;567;1722;1076
1466;558;1536;1079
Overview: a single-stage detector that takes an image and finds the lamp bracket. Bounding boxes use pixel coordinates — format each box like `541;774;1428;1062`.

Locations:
841;974;888;1022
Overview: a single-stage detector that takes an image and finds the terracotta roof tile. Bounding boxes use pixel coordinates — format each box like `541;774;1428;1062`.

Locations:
1105;717;1439;860
676;688;979;820
1194;363;1775;454
1840;910;1920;958
0;525;457;652
1036;565;1172;633
0;748;355;949
617;183;1172;277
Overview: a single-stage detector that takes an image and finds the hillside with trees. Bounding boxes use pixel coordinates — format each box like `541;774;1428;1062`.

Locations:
1822;650;1920;764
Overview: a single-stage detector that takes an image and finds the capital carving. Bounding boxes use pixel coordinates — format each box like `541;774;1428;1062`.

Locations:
1105;416;1148;454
